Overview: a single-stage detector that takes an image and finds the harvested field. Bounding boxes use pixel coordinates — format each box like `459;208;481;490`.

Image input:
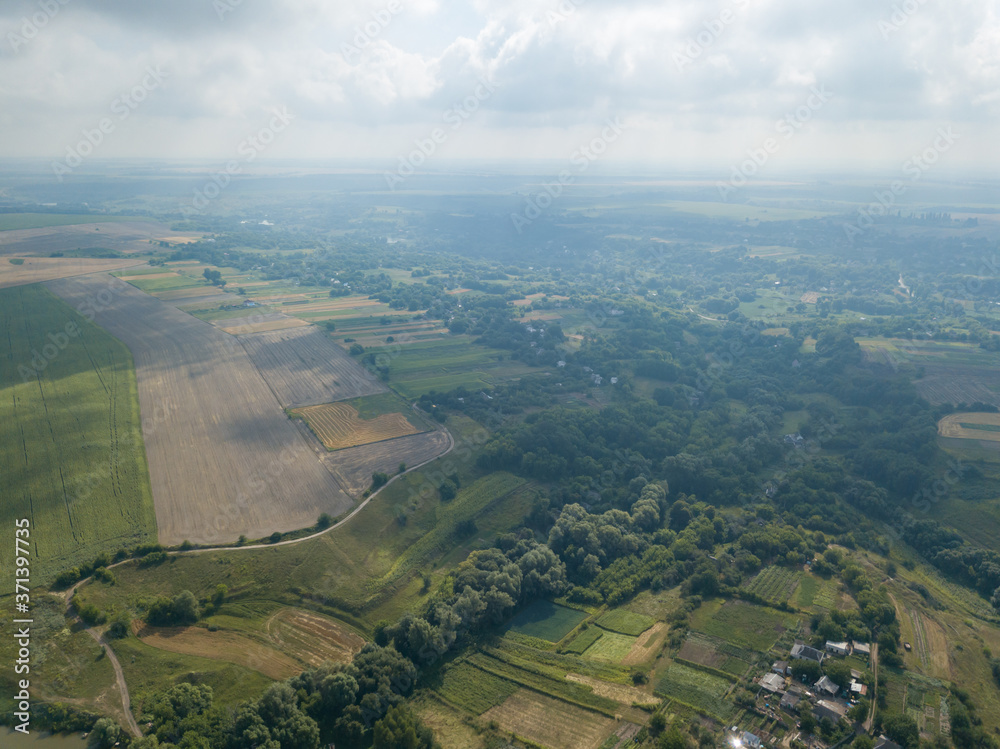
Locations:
45;275;353;546
293;402;420;450
481;690;614;749
214;314;308;335
318;429;451;496
138;625;301;680
265;608;365;667
938;413;1000;442
0;220;192;256
565;674;652;706
622;622;667;666
238;326;386;408
0;256;143;288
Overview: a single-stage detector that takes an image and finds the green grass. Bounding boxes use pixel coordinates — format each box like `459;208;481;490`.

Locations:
9;257;24;265
0;213;138;231
564;627;603;655
595;609;655;636
436;662;518;714
654;662;734;720
346;391;432;430
506;600;587;643
691;600;797;651
582;632;636;662
796;575;820;608
0;284;156;584
126;275;207;293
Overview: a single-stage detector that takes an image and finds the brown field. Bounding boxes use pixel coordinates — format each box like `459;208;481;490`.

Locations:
938;412;1000;442
294;402;421;450
800;291;820;304
138;625;302;680
0;220;195;256
565;674;652;706
676;638;725;669
118;271;182;281
0;257;143;288
214;314;309;335
154;235;202;245
265;608;365;667
318;429;452;496
45;275;353;546
238;326;387;408
481;690;614;749
154;286;234;302
622;622;667;666
416;696;486;749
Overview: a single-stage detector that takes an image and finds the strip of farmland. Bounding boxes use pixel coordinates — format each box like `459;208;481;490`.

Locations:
45;275;354;546
238;326;387;408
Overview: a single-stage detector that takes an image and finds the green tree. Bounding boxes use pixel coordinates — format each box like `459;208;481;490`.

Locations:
372;705;437;748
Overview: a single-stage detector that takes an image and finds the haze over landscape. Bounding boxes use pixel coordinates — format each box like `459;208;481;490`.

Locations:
2;2;1000;749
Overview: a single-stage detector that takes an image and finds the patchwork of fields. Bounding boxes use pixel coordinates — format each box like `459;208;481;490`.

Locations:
45;275;353;546
0;284;157;583
292;392;429;450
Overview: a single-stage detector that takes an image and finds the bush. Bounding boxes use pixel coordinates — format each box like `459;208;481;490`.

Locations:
139;551;168;568
269;531;282;543
349;343;364;355
317;513;333;529
371;472;390;490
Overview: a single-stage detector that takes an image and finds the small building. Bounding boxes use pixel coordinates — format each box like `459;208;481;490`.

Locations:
791;642;825;663
779;691;802;712
826;641;850;656
814;700;847;724
850;680;869;697
772;660;790;676
853;641;871;657
875;737;903;749
815;675;839;696
741;732;763;749
760;673;785;693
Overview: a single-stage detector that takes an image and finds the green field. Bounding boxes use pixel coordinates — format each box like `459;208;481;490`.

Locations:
0;284;156;584
654;662;735;720
595;609;655;636
506;600;587;642
960;422;1000;433
565;627;604;655
691;600;797;651
582;632;636;662
436;662;518;714
743;567;802;606
0;213;138;231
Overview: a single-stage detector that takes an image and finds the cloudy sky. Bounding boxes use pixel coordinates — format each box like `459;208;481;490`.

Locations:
0;0;997;174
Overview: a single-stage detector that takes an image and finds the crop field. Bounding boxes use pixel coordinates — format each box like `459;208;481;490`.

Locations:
654;662;735;720
595;609;655;636
0;256;143;288
564;673;651;706
481;690;615;749
0;284;156;583
0;219;184;257
293;392;427;450
264;608;365;667
565;627;604;655
507;600;588;642
0;213;141;231
691;600;797;651
138;624;302;680
45;275;353;546
319;428;451;496
582;632;637;662
622;622;668;667
238;326;387;408
436;662;519;714
743;567;802;606
939;412;1000;442
676;632;756;676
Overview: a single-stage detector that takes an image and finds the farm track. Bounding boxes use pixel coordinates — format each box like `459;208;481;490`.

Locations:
45;274;354;546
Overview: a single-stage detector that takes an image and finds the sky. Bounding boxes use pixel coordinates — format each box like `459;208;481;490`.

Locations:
0;0;997;175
